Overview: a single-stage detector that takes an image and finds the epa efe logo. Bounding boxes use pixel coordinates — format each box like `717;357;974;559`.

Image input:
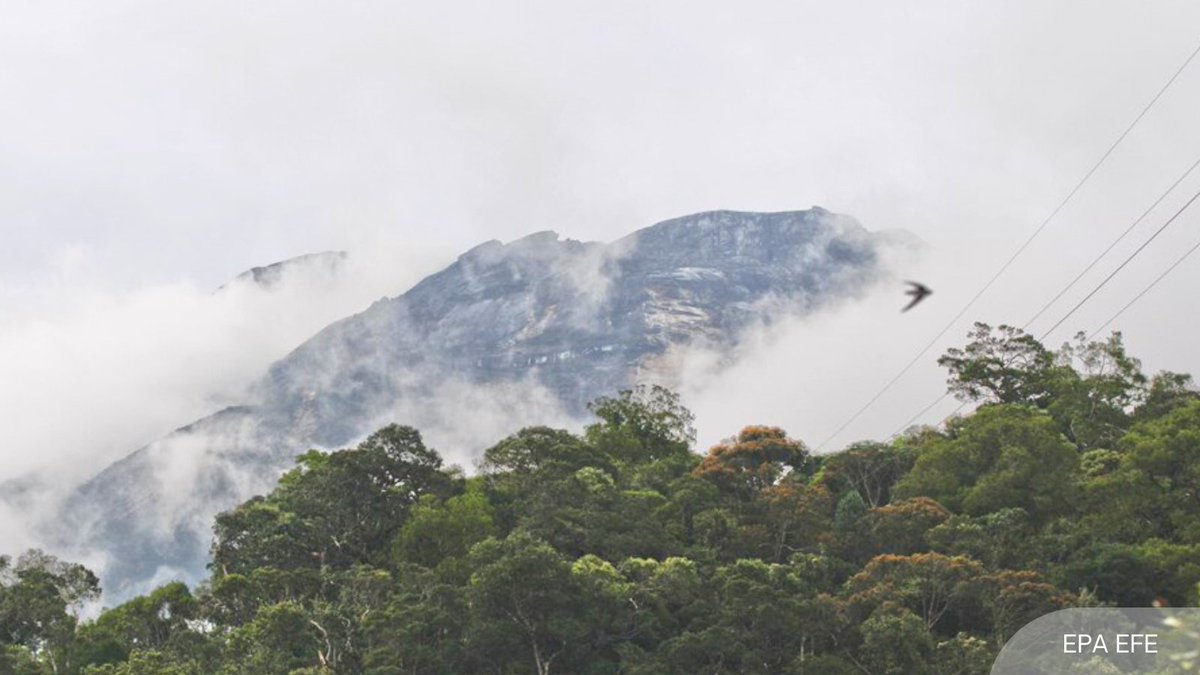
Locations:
1062;633;1158;655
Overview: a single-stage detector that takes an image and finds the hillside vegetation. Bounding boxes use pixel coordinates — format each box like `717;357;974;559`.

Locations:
3;322;1200;674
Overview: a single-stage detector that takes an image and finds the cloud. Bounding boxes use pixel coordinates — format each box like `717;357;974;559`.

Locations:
380;375;579;471
669;227;932;450
0;249;441;490
0;249;447;587
5;1;1200;292
44;355;583;597
5;0;1200;597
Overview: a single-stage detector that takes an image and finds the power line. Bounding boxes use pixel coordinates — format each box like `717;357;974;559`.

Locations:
916;231;1200;435
1089;235;1200;338
1023;154;1200;331
1037;183;1200;341
940;400;970;427
813;35;1200;451
898;228;1200;439
889;393;968;439
891;392;951;436
896;188;1200;438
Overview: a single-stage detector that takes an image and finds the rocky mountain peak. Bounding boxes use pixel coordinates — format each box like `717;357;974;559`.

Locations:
221;250;349;291
53;207;903;599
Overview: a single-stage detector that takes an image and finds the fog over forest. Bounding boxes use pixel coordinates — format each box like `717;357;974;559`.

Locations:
3;4;1200;671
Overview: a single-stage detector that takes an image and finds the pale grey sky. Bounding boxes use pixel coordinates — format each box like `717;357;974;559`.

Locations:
3;1;1200;484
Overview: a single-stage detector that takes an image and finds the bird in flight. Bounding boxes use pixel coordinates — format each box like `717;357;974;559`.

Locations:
902;281;932;312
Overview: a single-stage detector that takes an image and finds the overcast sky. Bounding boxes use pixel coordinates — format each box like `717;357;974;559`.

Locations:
4;1;1200;487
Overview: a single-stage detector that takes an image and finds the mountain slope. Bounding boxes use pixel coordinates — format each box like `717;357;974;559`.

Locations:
56;207;899;598
219;250;349;292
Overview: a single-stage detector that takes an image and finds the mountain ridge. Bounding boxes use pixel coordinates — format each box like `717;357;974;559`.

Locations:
219;250;349;292
51;207;902;599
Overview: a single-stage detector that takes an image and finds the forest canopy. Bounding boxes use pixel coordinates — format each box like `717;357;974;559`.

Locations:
3;323;1199;674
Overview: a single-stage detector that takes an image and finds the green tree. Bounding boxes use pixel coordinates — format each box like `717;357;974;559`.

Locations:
0;549;99;675
1134;371;1198;422
34;373;1196;674
465;532;587;675
925;508;1034;570
1049;331;1147;449
938;322;1066;407
82;649;204;675
585;385;695;463
75;582;199;670
392;483;495;575
820;441;915;508
832;490;868;534
203;566;322;628
209;498;312;577
481;426;598;478
361;564;467;674
1110;400;1200;543
857;607;935;675
212;424;450;576
220;602;322;675
893;405;1079;522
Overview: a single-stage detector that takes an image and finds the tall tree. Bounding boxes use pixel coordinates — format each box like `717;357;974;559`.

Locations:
693;426;809;501
465;532;587;675
938;323;1067;407
893;405;1079;522
0;549;99;675
820;441;915;508
212;424;450;575
585;385;696;462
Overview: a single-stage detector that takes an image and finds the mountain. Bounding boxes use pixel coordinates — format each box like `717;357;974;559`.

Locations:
53;208;902;598
219;250;349;292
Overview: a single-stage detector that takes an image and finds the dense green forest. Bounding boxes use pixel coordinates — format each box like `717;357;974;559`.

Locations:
4;322;1200;674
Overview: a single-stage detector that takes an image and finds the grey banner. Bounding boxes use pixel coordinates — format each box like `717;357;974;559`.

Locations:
992;608;1200;674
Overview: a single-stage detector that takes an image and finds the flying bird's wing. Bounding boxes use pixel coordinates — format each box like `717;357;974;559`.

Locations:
902;282;931;312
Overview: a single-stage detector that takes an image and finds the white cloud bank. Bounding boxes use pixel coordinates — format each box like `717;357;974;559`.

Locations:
0;250;442;487
5;0;1200;582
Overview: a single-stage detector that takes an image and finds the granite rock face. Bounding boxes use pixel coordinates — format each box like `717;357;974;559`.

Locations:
59;208;896;597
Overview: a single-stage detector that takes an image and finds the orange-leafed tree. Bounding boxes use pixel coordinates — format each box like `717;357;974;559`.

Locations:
759;481;835;562
847;552;985;632
860;497;952;560
978;570;1077;646
693;426;809;500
